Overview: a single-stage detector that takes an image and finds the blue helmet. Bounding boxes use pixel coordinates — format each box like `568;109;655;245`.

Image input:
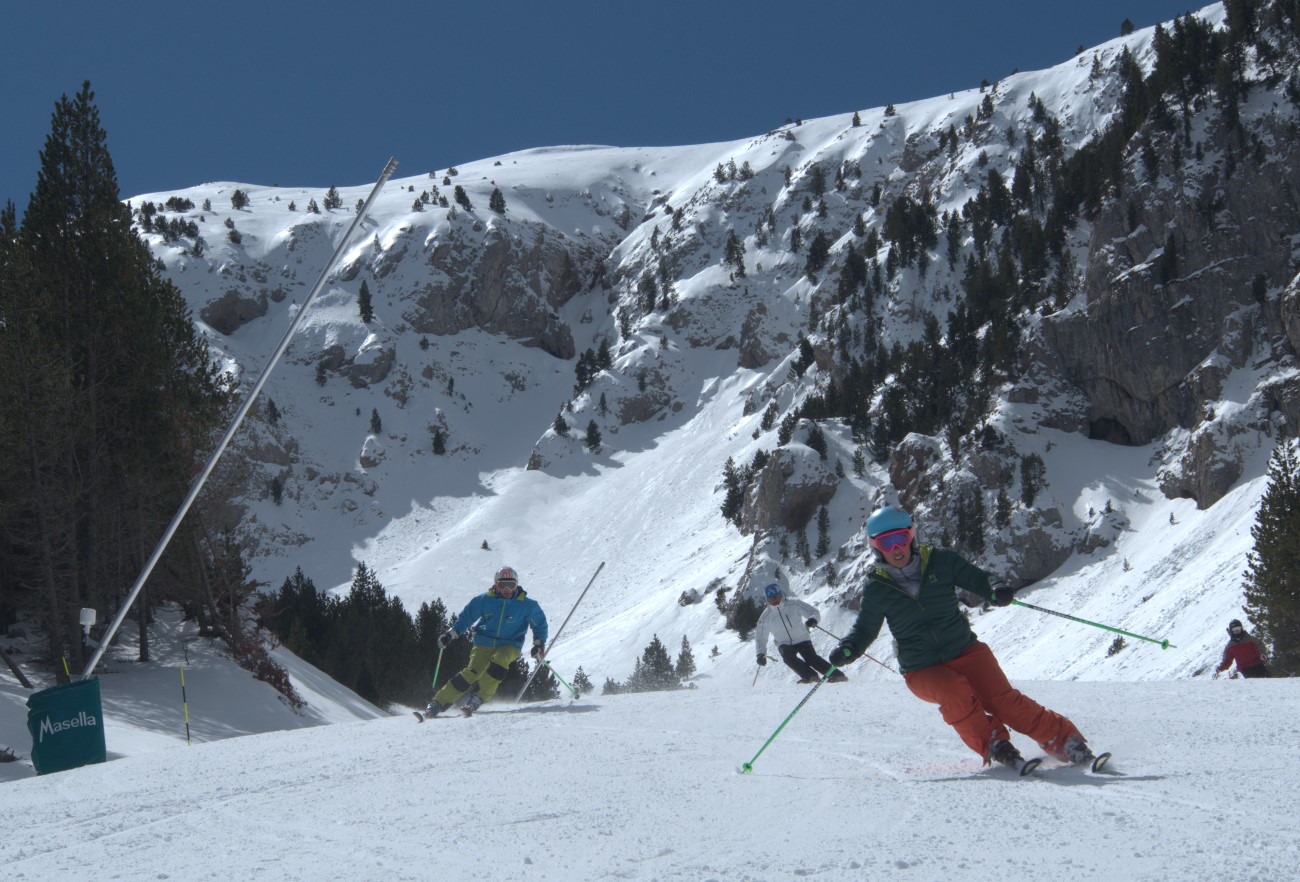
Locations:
867;505;913;538
763;583;782;599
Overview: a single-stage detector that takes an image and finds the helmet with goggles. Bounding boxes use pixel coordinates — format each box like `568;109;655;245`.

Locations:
866;506;915;555
494;566;520;595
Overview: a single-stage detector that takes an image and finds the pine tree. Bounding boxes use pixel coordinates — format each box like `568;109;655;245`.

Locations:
626;635;678;692
1;82;228;673
726;594;763;641
585;420;602;452
805;423;828;459
323;186;342;211
358;279;374;323
675;636;697;680
523;664;561;701
573;667;594;694
553;412;570;437
454;185;473;211
1244;443;1300;674
995;488;1012;528
488;187;506;214
370;408;382;434
1020;454;1046;506
230;188;250;210
720;457;745;526
815;506;831;557
724;230;746;277
796;527;812;565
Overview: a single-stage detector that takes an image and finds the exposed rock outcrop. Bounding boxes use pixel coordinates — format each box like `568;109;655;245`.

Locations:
742;442;839;535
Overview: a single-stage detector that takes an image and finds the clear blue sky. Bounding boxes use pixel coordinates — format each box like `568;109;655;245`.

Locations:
1;0;1203;215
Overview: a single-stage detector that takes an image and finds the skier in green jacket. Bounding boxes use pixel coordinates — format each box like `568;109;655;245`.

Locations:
831;505;1103;773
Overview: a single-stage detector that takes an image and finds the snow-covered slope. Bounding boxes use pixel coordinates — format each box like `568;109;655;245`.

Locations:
3;655;1297;881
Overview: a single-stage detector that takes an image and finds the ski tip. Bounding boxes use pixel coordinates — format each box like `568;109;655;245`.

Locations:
412;711;424;723
1091;752;1113;773
1020;757;1043;777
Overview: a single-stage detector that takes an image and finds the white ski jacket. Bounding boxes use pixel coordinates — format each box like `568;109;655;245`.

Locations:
754;598;821;655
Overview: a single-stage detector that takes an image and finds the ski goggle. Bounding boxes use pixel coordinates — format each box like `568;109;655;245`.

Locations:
495;579;518;593
870;527;914;554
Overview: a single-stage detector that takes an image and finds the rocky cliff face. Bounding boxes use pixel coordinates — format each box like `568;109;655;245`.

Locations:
1039;110;1300;508
397;221;603;360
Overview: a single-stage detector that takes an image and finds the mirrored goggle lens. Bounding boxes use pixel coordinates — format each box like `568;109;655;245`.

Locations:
872;529;912;552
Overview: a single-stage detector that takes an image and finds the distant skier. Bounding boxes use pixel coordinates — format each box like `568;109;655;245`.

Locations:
1216;619;1270;679
829;505;1103;773
423;566;548;717
754;583;846;684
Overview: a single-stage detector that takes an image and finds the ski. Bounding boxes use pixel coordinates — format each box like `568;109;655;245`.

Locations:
1089;751;1112;773
1014;756;1044;777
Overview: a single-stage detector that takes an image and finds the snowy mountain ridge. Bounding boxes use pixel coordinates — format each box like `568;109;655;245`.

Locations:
118;0;1298;691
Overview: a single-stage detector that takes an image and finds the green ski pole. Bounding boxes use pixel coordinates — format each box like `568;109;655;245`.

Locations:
431;644;445;691
740;667;836;773
1011;599;1174;649
541;660;580;700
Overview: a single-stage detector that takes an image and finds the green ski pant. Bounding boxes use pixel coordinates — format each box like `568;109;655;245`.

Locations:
434;644;520;707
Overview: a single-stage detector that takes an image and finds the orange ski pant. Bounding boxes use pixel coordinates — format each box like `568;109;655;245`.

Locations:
902;640;1083;762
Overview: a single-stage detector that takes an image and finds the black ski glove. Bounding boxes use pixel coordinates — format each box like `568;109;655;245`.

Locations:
990;583;1016;607
806;618;818;628
530;640;545;660
756;654;767;666
831;642;858;666
438;631;454;649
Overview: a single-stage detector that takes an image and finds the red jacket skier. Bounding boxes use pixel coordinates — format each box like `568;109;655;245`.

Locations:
1216;619;1270;678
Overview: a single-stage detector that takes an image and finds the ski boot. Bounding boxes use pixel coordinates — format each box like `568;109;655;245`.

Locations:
460;693;484;717
990;739;1041;776
414;701;445;722
1064;735;1111;773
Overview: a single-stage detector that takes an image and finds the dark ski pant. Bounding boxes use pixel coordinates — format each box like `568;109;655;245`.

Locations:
778;640;835;680
903;640;1084;763
433;645;520;707
1240;663;1270;678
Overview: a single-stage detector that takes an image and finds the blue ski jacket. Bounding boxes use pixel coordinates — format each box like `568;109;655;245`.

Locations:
452;587;548;650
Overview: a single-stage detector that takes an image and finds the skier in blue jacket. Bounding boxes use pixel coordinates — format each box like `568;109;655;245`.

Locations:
425;566;548;716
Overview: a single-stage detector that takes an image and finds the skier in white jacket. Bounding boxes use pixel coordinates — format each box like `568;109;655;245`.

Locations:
754;583;847;683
